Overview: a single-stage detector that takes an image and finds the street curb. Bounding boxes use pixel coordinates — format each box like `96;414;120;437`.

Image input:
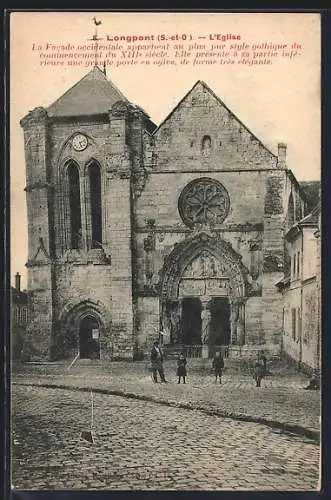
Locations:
13;381;320;444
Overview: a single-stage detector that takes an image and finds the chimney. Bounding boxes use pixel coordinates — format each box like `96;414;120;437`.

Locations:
277;142;287;167
15;272;21;292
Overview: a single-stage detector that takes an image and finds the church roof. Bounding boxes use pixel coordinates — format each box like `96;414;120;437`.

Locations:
47;66;128;117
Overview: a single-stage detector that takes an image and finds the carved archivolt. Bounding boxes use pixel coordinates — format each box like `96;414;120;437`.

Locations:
58;298;109;330
159;232;250;300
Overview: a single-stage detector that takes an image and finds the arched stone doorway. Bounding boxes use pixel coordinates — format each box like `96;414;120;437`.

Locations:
79;315;100;359
56;299;108;360
159;233;250;357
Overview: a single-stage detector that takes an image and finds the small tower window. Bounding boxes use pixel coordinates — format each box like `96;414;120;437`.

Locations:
201;135;212;155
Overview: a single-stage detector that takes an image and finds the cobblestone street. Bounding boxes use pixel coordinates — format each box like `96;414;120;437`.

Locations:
12;360;321;432
12;385;320;491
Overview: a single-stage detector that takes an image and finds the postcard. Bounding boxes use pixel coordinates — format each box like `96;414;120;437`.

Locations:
10;11;321;492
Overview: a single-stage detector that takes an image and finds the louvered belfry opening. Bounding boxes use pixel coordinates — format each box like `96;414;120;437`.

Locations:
67;161;82;250
88;161;102;249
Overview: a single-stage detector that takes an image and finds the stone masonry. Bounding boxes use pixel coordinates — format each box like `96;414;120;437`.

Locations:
20;66;309;361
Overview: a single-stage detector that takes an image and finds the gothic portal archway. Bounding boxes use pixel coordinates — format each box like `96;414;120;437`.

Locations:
56;299;108;360
159;233;249;355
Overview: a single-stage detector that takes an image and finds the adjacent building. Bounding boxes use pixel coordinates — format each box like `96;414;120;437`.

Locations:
11;272;28;359
277;205;321;373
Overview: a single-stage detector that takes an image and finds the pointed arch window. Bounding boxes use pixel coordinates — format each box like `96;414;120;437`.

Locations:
88;161;102;248
201;135;212;155
67;161;82;249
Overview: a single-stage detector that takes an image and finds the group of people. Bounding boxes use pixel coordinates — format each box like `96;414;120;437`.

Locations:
150;341;188;384
150;340;268;387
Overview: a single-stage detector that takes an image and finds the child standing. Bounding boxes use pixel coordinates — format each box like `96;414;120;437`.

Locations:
212;352;224;384
253;352;265;388
177;352;187;384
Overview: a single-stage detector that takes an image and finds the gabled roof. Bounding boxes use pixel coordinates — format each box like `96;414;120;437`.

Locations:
47;66;128;117
275;275;291;291
11;287;28;306
298;203;320;226
153;80;276;158
285;203;320;241
299;181;321;212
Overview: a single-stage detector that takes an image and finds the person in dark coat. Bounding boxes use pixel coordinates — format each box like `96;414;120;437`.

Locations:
259;350;267;376
177;352;187;384
253;352;265;387
150;341;167;383
212;352;224;384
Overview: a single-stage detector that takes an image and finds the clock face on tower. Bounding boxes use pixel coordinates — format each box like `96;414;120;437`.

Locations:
72;133;88;151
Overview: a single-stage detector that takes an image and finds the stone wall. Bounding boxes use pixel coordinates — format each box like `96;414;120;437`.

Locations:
281;223;320;372
25;265;54;359
149;81;277;173
136;170;267;228
21;103;144;359
21;77;309;360
282;285;301;363
136;296;160;348
302;280;319;370
134;80;288;352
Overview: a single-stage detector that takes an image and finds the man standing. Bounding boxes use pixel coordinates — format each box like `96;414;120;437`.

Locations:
150;341;167;383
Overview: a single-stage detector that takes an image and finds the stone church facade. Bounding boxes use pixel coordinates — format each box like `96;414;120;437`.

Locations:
20;66;308;361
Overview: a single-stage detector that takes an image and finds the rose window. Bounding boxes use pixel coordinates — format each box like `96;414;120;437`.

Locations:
178;178;230;228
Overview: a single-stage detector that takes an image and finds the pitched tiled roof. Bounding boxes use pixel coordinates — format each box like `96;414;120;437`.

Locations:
299;181;321;212
285;203;320;241
47;66;128;117
298;204;320;226
11;287;28;306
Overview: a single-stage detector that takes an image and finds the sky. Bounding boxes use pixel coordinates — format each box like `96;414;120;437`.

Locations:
10;12;321;289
